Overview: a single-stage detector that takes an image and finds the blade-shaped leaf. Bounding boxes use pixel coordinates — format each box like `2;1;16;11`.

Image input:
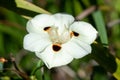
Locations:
113;58;120;80
91;43;117;73
0;32;5;55
31;60;44;75
92;10;108;45
0;0;37;17
15;0;50;14
92;66;108;80
0;62;3;71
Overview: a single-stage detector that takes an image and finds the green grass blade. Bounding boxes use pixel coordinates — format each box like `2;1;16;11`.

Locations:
92;10;108;45
15;0;51;14
0;32;5;55
113;58;120;80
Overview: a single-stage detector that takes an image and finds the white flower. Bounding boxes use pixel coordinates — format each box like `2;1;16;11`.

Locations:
23;13;98;69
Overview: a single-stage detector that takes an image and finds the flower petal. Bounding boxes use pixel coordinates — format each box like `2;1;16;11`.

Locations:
35;44;73;69
26;14;55;33
53;13;75;35
62;39;91;59
23;33;52;52
70;21;98;44
35;45;54;68
71;38;91;53
53;13;75;27
52;50;73;68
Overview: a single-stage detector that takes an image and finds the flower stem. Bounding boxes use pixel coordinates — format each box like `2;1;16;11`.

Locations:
41;67;45;80
31;60;44;75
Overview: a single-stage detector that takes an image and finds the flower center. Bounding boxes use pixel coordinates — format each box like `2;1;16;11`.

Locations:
44;26;79;52
47;27;71;45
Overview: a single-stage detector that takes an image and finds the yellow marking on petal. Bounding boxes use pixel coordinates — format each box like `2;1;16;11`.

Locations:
70;32;73;38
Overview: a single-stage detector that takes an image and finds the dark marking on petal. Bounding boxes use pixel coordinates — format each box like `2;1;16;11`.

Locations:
52;44;61;52
73;31;79;37
44;27;51;31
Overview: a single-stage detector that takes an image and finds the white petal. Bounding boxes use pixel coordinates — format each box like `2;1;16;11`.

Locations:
53;13;75;35
52;49;73;68
53;13;74;27
62;39;91;59
35;44;73;69
71;38;91;53
35;45;54;68
23;33;52;52
70;21;98;44
26;14;55;33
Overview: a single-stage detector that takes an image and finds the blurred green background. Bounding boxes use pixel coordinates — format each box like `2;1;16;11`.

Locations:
0;0;120;80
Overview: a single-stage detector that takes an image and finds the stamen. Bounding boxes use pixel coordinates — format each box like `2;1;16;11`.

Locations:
44;27;51;31
47;26;71;45
52;44;61;52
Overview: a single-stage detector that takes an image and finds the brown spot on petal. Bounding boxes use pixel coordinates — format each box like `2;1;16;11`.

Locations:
44;27;51;31
73;31;79;37
52;44;61;52
70;31;79;37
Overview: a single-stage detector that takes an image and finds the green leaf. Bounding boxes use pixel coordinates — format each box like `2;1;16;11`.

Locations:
0;24;25;43
113;58;120;80
0;62;3;71
91;43;117;73
44;68;51;80
92;66;108;80
0;32;5;55
31;60;44;75
73;0;83;15
0;76;10;80
114;0;120;13
0;0;37;17
92;10;108;45
15;0;51;14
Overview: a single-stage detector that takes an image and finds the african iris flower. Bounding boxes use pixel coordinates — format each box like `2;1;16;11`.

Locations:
23;13;98;69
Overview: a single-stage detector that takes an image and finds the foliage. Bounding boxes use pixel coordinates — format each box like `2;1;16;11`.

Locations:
0;0;120;80
113;58;120;80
